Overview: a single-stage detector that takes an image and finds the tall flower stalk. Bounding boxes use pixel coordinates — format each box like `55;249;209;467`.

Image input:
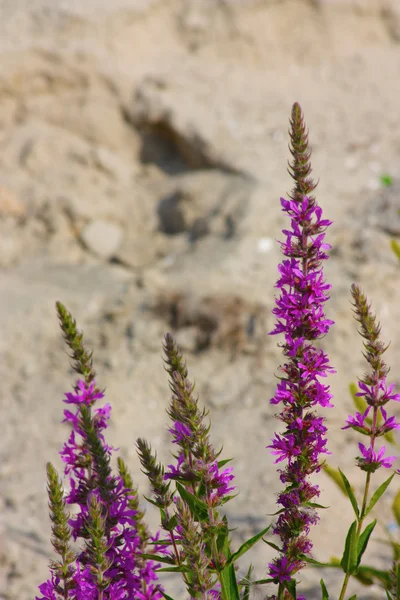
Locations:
267;103;335;595
137;334;244;600
37;303;161;600
337;285;400;600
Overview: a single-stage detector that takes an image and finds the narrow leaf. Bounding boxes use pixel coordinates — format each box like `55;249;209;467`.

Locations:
356;520;376;567
391;239;400;262
340;520;358;574
305;502;329;509
349;382;368;414
218;458;233;468
226;525;271;567
157;566;191;573
303;557;338;568
339;469;359;518
251;578;274;585
263;540;281;552
159;591;176;600
355;565;391;587
240;564;253;600
140;553;175;565
323;464;347;496
365;474;395;517
175;483;209;521
347;595;357;600
395;561;400;600
392;489;400;527
384;428;396;446
220;563;240;600
320;579;329;599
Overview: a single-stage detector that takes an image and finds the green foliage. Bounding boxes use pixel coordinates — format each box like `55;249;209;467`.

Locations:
380;174;393;187
391;239;400;263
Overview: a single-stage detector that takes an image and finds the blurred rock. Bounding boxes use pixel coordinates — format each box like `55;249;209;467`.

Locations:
80;219;124;259
158;170;253;240
128;76;248;175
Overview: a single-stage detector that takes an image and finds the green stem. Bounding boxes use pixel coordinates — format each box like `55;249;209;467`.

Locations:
337;464;373;600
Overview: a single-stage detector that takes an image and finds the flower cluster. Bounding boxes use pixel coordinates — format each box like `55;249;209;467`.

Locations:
137;334;236;599
343;284;400;473
38;378;161;600
267;103;335;584
37;303;162;600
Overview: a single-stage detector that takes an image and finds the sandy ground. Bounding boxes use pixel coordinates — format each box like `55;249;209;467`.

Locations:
1;0;400;598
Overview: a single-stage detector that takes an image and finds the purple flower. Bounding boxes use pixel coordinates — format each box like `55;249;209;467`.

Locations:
168;420;192;443
268;556;297;583
348;284;399;475
356;380;400;406
267;104;334;584
357;443;396;472
39;378;163;600
63;379;104;406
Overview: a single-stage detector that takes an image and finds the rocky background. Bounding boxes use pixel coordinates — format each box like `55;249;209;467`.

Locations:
1;0;400;598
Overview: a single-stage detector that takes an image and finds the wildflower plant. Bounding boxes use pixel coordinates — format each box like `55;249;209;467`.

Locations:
37;303;162;600
35;103;400;600
266;103;335;597
137;333;270;600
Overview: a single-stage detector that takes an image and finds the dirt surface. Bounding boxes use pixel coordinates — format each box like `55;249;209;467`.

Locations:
1;1;400;598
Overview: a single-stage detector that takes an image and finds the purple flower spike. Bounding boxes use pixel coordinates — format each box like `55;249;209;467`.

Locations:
348;284;399;473
38;378;162;600
267;103;334;582
357;443;396;472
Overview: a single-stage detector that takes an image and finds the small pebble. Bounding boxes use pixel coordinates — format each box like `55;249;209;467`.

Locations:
80;220;123;259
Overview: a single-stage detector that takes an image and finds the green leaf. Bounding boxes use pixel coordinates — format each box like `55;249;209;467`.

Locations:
323;464;347;496
394;541;400;562
159;590;176;600
347;595;357;600
140;553;176;565
365;474;395;517
226;525;271;567
349;382;367;414
263;540;281;552
356;520;376;567
303;557;338;568
320;579;329;599
392;489;400;527
283;578;296;597
220;563;240;600
340;520;358;574
219;493;238;506
163;514;178;532
339;469;359;518
354;565;391;587
218;458;234;468
157;566;191;573
175;482;209;521
391;239;400;262
384;428;396;446
215;519;230;566
143;495;162;508
305;502;329;509
395;561;400;600
240;564;253;600
251;578;274;585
